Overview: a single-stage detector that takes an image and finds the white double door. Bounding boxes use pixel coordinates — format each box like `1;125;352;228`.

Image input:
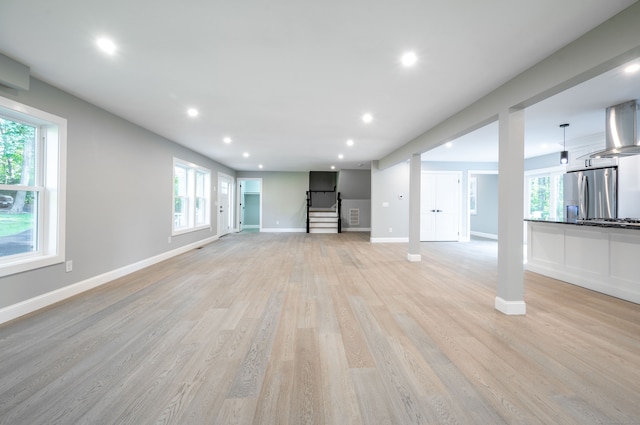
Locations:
420;171;460;241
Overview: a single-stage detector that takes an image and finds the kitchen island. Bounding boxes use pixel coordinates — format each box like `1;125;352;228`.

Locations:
526;219;640;304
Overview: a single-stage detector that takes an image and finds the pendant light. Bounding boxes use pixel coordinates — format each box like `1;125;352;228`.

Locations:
559;123;569;164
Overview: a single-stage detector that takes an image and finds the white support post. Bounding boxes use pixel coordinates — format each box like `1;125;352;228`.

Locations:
496;108;526;315
408;153;421;262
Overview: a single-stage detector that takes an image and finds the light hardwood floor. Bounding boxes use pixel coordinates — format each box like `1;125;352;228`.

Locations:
1;232;639;425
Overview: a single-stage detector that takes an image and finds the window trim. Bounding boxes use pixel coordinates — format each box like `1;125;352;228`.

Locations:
172;158;210;236
0;96;67;277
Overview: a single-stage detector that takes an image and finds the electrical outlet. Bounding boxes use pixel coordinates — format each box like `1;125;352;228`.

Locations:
65;260;73;272
389;227;393;233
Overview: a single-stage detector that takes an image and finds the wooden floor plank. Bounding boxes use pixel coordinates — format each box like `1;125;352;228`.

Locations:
328;284;375;368
227;291;284;398
350;368;399;425
288;328;325;425
317;332;363;425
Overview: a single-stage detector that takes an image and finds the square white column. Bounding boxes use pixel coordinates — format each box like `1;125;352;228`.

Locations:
496;108;526;315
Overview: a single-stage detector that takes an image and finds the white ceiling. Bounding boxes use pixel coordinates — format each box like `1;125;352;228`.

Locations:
0;0;637;171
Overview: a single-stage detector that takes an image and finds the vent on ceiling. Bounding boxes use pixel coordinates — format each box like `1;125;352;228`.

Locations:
349;208;360;226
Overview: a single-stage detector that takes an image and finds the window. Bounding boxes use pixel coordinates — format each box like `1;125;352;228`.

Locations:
525;167;564;221
173;158;210;234
0;96;66;277
469;176;477;215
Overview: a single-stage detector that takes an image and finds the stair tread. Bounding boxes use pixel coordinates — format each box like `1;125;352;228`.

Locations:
309;228;339;233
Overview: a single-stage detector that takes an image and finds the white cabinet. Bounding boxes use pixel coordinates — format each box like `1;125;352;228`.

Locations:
526;221;640;304
565;144;618;171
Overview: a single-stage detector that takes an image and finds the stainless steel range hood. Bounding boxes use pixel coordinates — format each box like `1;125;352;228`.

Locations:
590;100;640;158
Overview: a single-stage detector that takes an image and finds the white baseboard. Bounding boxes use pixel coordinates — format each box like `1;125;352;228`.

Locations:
260;228;305;233
370;237;409;243
407;253;421;262
343;227;371;232
471;231;498;240
242;225;260;229
494;296;526;315
0;235;219;325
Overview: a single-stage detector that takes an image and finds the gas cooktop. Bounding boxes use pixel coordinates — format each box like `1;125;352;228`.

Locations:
577;218;640;226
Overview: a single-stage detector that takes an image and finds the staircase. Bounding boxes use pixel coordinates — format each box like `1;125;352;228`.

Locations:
306;171;342;234
308;208;339;233
306;191;342;234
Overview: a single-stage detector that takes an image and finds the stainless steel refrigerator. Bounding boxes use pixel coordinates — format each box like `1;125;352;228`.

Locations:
563;167;617;220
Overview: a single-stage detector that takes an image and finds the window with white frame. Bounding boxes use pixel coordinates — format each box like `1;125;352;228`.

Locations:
0;96;66;277
469;176;477;215
525;166;564;221
173;158;210;234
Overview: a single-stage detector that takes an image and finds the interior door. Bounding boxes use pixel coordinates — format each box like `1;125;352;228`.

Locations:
218;173;234;237
420;172;460;241
237;178;262;232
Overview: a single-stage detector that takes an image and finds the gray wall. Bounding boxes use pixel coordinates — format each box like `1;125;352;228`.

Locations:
0;78;234;310
371;161;410;240
237;171;308;230
338;169;371;230
309;171;337;208
338;169;371;199
470;173;499;237
341;200;371;230
309;171;336;191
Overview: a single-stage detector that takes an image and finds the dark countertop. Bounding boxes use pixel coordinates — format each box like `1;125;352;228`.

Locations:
525;218;640;230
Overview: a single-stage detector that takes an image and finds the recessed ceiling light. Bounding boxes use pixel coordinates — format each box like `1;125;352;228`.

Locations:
445;142;453;148
362;113;373;123
346;139;354;147
625;63;640;74
96;37;117;55
258;164;263;169
243;152;249;158
541;143;548;149
338;154;344;159
331;165;336;170
223;137;232;144
187;108;199;117
401;51;418;67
